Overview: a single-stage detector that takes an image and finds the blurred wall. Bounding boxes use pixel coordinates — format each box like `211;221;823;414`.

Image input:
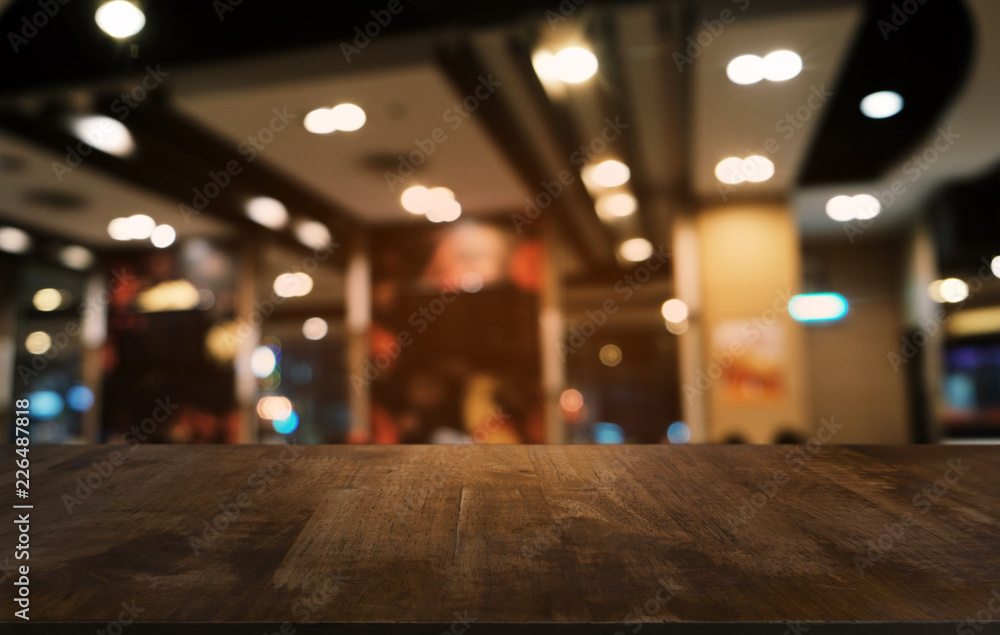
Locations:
802;237;910;443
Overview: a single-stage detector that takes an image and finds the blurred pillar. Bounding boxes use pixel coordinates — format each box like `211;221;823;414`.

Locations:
345;236;371;440
233;238;259;443
902;220;942;442
79;270;108;443
672;212;707;443
540;224;566;443
694;202;808;443
0;267;14;441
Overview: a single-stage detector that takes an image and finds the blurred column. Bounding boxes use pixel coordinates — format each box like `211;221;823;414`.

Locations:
0;267;14;440
672;212;707;443
233;238;259;443
345;236;371;440
902;220;942;442
694;203;808;443
79;270;108;443
540;224;566;444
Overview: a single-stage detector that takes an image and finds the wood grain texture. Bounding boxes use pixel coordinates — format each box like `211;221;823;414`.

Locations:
1;445;998;633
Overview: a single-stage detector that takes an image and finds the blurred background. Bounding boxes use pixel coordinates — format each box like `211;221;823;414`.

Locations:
0;0;996;446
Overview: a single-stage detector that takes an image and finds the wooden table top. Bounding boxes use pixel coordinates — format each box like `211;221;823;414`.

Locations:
1;444;998;634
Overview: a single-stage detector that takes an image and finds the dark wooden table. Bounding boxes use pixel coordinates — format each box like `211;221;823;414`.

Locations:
1;444;998;633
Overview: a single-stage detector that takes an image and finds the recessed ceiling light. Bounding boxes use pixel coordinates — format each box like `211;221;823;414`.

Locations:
107;217;131;241
0;226;31;254
715;156;774;184
126;214;156;240
762;50;802;81
860;91;904;119
330;104;366;132
302;317;329;341
95;1;145;38
427;199;462;223
727;54;765;85
151;224;176;248
70;115;135;157
596;193;637;219
304;108;337;134
33;288;64;312
587;160;631;188
245;197;288;229
401;186;432;214
59;245;94;270
295;220;332;249
551;47;598;83
619;238;653;262
825;194;881;222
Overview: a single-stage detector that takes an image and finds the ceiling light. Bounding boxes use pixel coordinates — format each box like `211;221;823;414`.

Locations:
937;278;969;303
126;214;156;240
302;317;329;341
246;197;288;229
596;193;637;219
33;288;64;311
727;54;765;85
825;195;855;222
0;226;31;254
661;299;689;323
304;108;337;134
588;160;630;188
401;186;432;214
825;194;881;222
273;272;313;298
551;47;598;83
715;157;746;184
107;217;131;241
992;256;1000;279
742;156;774;182
59;245;94;270
151;224;176;248
428;186;454;200
860;91;904;119
70;115;135;157
788;293;849;322
762;50;802;81
95;1;145;38
25;331;52;355
295;220;332;249
330;104;366;131
427;199;461;223
619;238;653;262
